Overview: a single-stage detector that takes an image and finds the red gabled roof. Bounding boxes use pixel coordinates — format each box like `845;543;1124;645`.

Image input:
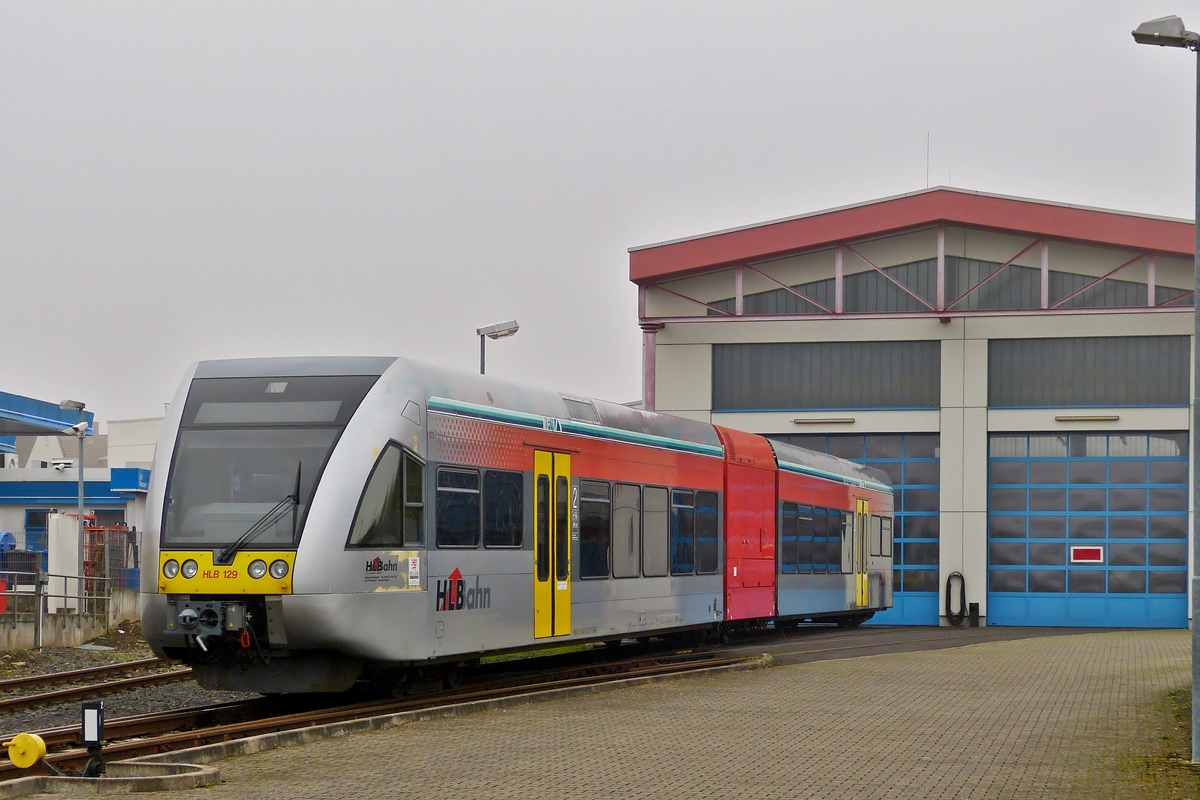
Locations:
628;187;1195;284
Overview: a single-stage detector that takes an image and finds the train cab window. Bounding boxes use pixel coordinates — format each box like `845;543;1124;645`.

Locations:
642;487;669;577
881;517;893;558
580;481;611;579
346;443;425;548
780;502;799;574
483;471;523;548
797;506;813;572
612;484;641;578
436;468;481;547
812;508;828;574
870;515;883;557
829;510;843;573
670;490;695;576
695;491;719;574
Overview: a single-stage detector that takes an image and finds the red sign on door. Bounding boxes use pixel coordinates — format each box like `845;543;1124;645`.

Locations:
1070;545;1104;564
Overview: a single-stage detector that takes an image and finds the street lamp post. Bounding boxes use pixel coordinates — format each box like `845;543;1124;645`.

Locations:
58;400;87;583
475;320;520;375
1132;13;1200;764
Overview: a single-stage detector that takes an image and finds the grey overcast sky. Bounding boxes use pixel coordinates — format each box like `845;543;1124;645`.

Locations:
2;2;1197;429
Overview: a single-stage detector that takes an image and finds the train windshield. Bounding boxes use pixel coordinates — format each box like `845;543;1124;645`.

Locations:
162;375;379;548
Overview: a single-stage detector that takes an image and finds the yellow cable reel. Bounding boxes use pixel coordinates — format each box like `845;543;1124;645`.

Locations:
3;733;47;769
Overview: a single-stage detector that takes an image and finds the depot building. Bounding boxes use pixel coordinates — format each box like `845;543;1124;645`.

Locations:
629;187;1194;628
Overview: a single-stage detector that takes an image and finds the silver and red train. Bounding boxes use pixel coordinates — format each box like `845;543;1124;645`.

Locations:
141;356;894;693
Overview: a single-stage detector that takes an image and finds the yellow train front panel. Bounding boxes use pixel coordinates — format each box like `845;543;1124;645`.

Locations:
158;550;295;595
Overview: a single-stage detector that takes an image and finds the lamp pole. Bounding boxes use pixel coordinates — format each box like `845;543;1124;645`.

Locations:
59;400;87;583
1133;14;1200;765
475;320;520;376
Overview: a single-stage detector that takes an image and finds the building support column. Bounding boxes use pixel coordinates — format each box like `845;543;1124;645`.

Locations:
1040;241;1050;309
1147;254;1156;306
835;246;844;313
735;266;744;316
936;225;945;310
640;322;664;411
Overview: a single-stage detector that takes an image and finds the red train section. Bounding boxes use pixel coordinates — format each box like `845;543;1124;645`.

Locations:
715;426;777;621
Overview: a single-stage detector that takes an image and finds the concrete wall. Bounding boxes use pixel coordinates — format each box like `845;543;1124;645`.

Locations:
0;589;141;650
107;418;163;469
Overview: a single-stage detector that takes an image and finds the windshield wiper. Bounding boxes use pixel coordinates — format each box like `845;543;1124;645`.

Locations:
217;463;302;565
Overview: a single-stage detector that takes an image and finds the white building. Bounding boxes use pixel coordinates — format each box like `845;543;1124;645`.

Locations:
631;187;1194;628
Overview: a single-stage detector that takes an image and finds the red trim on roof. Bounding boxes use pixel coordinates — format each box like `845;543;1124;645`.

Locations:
629;189;1195;284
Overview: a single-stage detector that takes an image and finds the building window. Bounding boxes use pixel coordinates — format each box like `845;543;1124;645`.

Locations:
713;341;940;411
988;337;1189;408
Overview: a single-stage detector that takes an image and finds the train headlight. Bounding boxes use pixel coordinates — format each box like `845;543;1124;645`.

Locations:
248;559;268;579
162;559;179;579
181;559;199;579
269;560;289;580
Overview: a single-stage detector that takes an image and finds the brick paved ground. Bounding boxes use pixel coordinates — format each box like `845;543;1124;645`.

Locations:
51;630;1196;799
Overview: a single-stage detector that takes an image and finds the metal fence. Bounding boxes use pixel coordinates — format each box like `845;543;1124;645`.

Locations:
0;527;142;648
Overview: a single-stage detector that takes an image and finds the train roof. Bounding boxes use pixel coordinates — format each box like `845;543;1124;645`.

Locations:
396;358;725;457
194;356;398;379
186;357;891;491
768;439;893;494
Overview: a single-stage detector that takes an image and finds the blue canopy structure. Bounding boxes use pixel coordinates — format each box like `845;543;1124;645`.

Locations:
0;391;94;436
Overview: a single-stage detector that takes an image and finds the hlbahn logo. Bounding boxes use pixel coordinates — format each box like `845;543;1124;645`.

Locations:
436;568;491;612
364;556;401;583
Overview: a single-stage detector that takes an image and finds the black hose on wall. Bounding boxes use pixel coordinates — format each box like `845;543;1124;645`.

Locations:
945;571;967;627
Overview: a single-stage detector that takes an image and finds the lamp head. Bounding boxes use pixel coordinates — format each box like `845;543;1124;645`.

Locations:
1132;16;1200;48
476;320;520;340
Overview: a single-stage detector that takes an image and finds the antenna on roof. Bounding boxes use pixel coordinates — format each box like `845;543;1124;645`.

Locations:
926;131;930;188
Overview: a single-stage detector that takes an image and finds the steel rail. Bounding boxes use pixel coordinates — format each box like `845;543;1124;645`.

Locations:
0;657;167;693
0;668;193;714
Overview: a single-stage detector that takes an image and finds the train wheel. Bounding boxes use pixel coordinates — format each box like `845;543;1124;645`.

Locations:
444;665;466;689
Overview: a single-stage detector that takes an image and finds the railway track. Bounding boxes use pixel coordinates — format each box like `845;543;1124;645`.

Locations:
0;649;746;779
0;659;192;714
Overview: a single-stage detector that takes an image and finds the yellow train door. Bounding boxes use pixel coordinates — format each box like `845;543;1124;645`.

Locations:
854;499;869;607
534;451;572;638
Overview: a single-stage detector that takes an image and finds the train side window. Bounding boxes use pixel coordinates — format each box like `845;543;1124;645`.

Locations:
580;480;611;579
612;484;641;578
536;476;550;581
780;502;799;574
695;491;719;574
483;470;523;548
670;490;695;575
347;443;424;548
796;506;813;572
829;510;843;573
436;468;480;548
881;517;893;558
812;508;828;574
870;515;882;557
642;487;669;577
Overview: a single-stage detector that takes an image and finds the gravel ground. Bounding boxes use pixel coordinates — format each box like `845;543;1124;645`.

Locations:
0;681;257;737
0;618;257;738
0;620;154;681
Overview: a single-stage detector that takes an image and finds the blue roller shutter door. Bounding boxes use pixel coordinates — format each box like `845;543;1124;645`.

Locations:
987;433;1188;627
